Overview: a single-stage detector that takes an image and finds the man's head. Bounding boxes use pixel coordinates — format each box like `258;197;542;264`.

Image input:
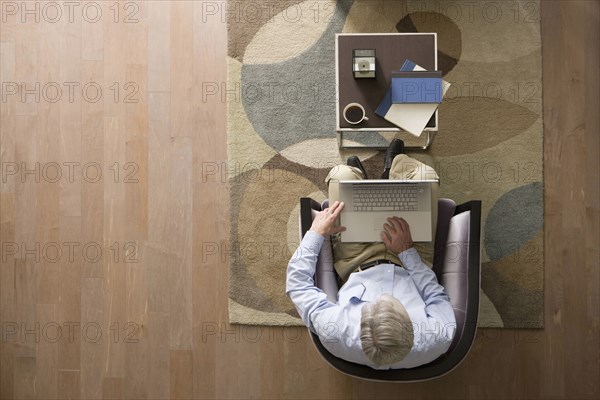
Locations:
360;294;414;367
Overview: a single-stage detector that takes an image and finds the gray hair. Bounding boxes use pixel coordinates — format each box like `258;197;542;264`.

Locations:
360;294;414;367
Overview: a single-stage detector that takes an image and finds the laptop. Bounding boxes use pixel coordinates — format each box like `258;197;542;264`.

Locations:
338;179;437;243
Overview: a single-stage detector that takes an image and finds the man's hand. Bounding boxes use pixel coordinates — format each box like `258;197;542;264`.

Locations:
381;217;414;254
309;201;346;237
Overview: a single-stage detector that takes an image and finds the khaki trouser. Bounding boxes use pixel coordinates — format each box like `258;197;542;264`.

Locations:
325;154;439;282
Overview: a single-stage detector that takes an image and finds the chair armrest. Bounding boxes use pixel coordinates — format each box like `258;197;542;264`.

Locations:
299;198;339;302
300;198;322;238
440;201;481;355
433;198;456;280
441;210;471;348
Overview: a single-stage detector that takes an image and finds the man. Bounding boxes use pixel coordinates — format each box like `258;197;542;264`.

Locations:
286;141;456;369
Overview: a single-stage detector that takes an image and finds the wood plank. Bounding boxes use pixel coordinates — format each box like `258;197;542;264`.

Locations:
282;326;308;399
13;356;36;399
101;75;127;389
30;22;62;398
305;333;335;399
35;303;59;399
0;38;16;195
147;311;170;399
58;8;82;219
556;2;590;398
231;326;262;399
0;193;16;400
13;258;36;358
35;10;61;306
145;246;170;314
81;1;104;61
0;18;18;399
260;327;284;399
147;92;171;253
327;367;353;399
12;15;37;117
583;2;600;400
99;4;129;390
125;62;149;242
170;1;194;138
80;60;105;279
80;277;103;399
56;217;81;373
123;8;149;392
0;317;15;400
170;350;193;400
148;0;171;93
102;377;124;400
58;370;81;400
214;326;239;400
11;84;39;396
539;0;566;396
146;32;172;400
124;251;148;399
191;2;228;397
169;137;193;350
125;0;149;241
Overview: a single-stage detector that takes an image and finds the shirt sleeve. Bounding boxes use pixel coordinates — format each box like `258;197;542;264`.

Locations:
398;247;450;307
286;231;338;332
399;247;456;350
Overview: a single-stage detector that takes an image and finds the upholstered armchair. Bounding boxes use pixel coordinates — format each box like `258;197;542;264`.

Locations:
298;198;482;381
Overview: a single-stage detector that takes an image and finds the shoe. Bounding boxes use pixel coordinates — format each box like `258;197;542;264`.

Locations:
381;139;405;179
347;156;368;179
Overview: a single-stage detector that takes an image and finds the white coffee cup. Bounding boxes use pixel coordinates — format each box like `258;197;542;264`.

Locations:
343;102;369;125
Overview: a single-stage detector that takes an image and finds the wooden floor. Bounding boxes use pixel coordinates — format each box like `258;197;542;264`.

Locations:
0;1;598;399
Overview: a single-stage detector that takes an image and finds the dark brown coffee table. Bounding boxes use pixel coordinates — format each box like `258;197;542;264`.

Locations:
335;33;438;149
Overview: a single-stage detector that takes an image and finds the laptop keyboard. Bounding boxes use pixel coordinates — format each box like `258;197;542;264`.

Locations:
353;185;419;212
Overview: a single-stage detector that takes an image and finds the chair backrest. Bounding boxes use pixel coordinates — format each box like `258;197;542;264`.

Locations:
298;197;481;381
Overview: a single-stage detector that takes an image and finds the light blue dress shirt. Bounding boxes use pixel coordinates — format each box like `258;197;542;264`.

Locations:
286;230;456;370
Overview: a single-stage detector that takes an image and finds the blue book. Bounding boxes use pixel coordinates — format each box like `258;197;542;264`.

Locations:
375;60;418;118
374;86;393;118
391;71;442;103
375;60;449;137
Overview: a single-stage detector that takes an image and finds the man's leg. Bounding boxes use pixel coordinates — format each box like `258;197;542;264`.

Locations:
389;154;439;266
325;164;363;204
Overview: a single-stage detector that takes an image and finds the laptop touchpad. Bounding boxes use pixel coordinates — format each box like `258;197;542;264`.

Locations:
373;218;387;231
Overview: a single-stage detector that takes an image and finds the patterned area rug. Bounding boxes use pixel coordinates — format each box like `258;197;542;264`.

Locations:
227;0;543;328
